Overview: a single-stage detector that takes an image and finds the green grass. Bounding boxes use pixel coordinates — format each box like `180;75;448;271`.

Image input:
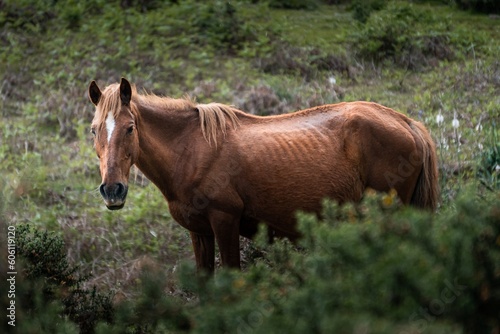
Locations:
270;5;356;52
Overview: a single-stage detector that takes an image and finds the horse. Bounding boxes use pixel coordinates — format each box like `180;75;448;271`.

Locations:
88;78;439;272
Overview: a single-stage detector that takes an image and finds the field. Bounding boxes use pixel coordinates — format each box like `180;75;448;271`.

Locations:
0;0;499;333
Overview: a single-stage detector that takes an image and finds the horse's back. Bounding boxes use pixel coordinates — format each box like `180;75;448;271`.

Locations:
214;101;430;233
226;103;365;230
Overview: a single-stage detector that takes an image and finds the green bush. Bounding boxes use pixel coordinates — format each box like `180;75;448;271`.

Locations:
3;224;114;333
351;0;385;23
168;190;500;333
190;0;256;54
7;191;499;333
118;0;172;12
477;133;500;190
143;0;280;56
455;0;500;13
0;0;57;31
352;2;454;69
95;270;191;333
0;0;107;31
255;45;350;80
268;0;319;10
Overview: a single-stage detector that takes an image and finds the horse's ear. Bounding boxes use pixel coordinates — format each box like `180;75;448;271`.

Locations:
120;78;132;106
88;81;101;106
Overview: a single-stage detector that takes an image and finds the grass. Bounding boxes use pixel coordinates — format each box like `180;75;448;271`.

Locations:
270;5;356;52
1;0;499;299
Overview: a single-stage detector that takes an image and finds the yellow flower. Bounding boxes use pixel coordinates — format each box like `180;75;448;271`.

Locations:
233;278;246;289
382;195;394;208
382;189;397;208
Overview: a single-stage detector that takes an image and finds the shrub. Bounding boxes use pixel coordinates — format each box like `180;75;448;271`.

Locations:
0;0;107;31
0;0;57;31
238;85;286;116
4;178;499;333
455;0;500;13
255;44;350;80
9;224;113;333
171;190;500;333
191;1;252;54
352;2;454;69
163;0;279;56
268;0;319;10
119;0;171;12
95;270;191;333
351;0;385;23
477;135;500;190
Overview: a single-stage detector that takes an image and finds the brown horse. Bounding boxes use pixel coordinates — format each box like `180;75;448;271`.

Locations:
88;78;438;271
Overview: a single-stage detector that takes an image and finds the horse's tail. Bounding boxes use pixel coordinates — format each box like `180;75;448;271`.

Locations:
409;121;439;211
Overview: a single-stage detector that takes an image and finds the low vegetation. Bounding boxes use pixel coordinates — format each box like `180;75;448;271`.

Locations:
1;0;498;333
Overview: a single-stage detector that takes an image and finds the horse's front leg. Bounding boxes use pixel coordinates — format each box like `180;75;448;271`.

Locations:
190;232;215;273
210;211;240;269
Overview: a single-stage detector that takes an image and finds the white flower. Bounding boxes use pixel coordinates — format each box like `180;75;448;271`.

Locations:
452;112;459;129
495;164;500;173
436;112;444;126
328;76;336;85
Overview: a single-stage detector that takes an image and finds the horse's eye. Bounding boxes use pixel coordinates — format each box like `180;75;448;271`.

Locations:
91;128;96;136
127;126;134;135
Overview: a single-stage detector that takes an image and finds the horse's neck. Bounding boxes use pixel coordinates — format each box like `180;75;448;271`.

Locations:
133;102;197;200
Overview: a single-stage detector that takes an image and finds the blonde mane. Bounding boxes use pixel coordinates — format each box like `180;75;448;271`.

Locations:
92;82;240;146
196;102;240;146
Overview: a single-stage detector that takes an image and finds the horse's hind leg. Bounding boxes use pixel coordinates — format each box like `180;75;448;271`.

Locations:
190;232;215;273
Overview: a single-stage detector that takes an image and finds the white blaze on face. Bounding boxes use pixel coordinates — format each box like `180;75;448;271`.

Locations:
105;112;116;143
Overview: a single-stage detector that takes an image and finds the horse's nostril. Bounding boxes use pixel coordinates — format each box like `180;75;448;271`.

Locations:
100;182;127;201
115;183;125;197
99;183;106;197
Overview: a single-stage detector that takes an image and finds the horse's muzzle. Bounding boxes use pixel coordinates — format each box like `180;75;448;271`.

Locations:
99;182;128;210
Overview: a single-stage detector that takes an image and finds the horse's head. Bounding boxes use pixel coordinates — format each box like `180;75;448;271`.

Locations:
88;78;139;210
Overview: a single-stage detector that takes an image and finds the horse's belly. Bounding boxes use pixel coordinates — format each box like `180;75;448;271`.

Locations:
240;162;362;232
234;126;363;231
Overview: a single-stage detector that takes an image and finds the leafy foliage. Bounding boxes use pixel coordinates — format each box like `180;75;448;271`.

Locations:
170;192;500;333
477;130;500;190
187;0;265;54
96;270;191;333
254;43;351;81
11;225;113;333
76;191;500;333
455;0;500;13
351;0;386;23
267;0;319;10
352;2;455;69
